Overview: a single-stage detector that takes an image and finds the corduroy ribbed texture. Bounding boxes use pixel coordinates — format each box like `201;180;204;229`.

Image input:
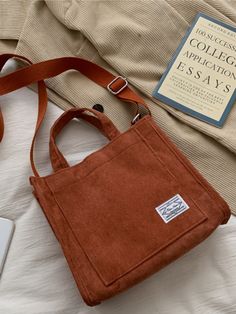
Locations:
0;0;31;52
0;0;236;214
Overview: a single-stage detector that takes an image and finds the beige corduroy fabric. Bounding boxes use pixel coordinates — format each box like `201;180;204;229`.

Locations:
0;0;236;214
0;0;30;52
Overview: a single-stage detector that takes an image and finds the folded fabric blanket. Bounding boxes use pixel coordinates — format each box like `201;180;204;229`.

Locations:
0;0;236;214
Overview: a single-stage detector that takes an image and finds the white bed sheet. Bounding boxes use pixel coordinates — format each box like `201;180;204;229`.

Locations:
0;61;236;314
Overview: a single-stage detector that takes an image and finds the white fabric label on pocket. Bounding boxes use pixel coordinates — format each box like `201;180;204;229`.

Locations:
155;194;189;223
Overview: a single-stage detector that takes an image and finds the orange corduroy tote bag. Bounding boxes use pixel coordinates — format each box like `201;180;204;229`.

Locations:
0;54;231;306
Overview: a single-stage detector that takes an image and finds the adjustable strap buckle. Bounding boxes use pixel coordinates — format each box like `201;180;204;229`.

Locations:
107;76;128;95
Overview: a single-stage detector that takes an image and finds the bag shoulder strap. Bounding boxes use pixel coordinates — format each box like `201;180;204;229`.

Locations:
0;54;151;177
0;54;48;177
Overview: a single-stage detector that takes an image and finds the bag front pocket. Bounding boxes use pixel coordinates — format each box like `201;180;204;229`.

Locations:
48;138;207;286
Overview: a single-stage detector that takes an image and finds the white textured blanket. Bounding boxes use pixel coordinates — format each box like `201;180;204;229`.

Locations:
0;61;236;314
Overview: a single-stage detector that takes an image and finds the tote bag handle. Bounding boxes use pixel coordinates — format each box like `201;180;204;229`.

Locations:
49;107;121;172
